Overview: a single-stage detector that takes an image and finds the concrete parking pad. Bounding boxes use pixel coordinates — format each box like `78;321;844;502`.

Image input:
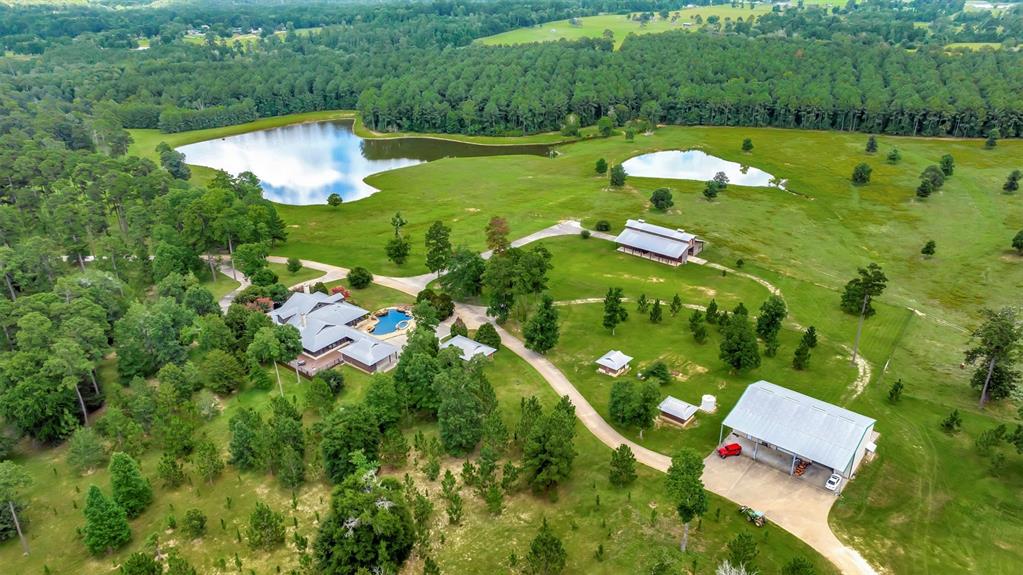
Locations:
703;452;876;575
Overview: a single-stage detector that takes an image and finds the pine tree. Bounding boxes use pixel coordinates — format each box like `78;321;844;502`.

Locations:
602;287;628;334
669;293;683;317
157;453;186;489
609;164;627;187
609;444;637;487
109;452;153;519
921;240;936;258
792;341;811;370
525;518;567;575
801;326;818;348
865;135;877;153
246;501;285;550
82;485;131;555
888;379;904;403
193;437;225;484
705;299;719;324
523;397;576;493
524;295;559;354
595;158;608;174
728;532;759;569
649;298;663;323
741;138;753;153
636;293;649;313
689;310;707;344
719;314;761;372
119;551;162;575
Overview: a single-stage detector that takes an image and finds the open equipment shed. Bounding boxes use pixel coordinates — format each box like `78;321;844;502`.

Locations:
720;380;876;479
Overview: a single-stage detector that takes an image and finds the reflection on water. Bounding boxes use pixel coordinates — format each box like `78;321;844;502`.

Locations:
621;150;782;188
177;121;550;205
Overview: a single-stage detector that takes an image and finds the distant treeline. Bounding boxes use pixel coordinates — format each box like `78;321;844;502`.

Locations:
3;0;1023;138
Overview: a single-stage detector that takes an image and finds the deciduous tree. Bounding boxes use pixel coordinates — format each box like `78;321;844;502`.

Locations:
666;449;707;552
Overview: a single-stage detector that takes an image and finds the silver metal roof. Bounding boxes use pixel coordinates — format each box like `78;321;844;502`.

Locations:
595;350;633;371
658;396;698;421
722;381;876;475
271;293;399;367
614;219;698;259
342;338;398;365
440;335;497;361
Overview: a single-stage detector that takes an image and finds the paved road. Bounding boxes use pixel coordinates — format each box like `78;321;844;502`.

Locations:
252;222;876;575
216;262;250;311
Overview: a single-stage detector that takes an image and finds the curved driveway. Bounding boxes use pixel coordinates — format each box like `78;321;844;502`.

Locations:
240;221;876;575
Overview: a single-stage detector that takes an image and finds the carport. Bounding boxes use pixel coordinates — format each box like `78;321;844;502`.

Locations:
718;381;876;485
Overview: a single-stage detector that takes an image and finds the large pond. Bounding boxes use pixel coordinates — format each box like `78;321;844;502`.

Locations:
176;120;550;205
620;150;782;188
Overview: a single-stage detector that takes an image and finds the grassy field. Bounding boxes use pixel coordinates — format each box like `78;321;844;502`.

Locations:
266;262;325;288
0;314;835;574
478;8;770;49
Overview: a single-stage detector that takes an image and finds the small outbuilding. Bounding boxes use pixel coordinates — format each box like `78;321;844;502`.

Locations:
719;380;876;479
440;335;497;362
658;396;699;427
595;350;633;377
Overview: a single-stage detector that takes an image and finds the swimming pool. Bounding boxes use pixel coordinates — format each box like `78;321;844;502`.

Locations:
373;309;413;335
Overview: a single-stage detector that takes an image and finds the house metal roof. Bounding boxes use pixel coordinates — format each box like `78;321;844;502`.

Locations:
440;335;497;361
595;350;633;371
614;219;698;259
270;292;399;366
342;338;399;365
658;396;698;421
722;381;876;475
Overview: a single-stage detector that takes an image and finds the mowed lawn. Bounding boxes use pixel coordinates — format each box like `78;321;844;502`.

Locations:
0;319;836;575
478;8;770;49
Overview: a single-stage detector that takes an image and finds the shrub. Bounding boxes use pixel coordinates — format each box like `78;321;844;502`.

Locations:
594;220;611;232
183;508;207;539
580;229;591;239
348;267;373;289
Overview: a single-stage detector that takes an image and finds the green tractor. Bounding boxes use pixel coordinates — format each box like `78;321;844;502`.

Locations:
738;505;767;527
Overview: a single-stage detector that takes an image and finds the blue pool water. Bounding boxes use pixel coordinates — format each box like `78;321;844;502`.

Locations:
373;309;412;335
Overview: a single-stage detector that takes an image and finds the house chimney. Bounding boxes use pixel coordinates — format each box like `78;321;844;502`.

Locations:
303;283;310;294
300;313;307;328
637;219;645;223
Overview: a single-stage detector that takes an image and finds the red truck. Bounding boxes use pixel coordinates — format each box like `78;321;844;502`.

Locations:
717;443;742;459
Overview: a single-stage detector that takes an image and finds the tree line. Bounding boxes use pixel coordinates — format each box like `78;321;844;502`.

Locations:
5;3;1023;139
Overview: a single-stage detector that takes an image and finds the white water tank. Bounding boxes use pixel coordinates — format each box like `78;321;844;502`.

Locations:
700;394;717;413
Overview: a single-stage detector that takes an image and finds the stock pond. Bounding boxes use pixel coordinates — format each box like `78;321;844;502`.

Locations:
621;150;783;187
177;120;550;205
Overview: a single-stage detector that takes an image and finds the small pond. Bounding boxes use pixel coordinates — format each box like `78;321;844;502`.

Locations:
620;150;783;188
176;120;550;205
372;309;413;335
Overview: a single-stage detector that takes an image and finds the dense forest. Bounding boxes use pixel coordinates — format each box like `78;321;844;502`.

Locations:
2;0;1023;137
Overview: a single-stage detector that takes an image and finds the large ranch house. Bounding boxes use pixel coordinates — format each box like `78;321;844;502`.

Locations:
269;292;399;375
614;219;705;266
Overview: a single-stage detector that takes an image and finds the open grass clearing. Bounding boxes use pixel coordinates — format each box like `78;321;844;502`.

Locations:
477;8;771;49
266;262;325;288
